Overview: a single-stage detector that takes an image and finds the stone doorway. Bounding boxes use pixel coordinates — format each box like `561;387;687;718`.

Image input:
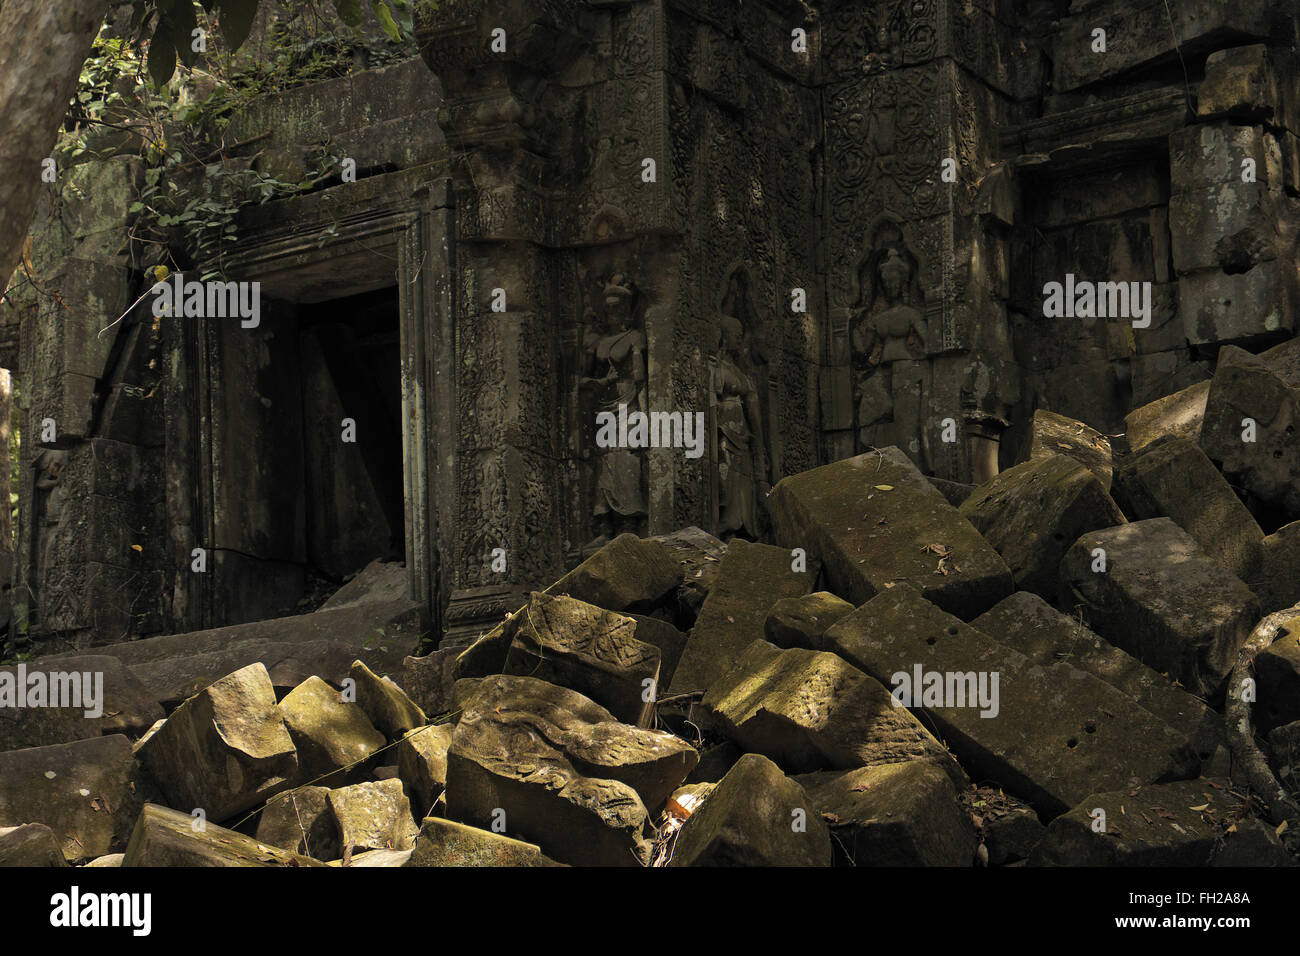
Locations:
298;287;406;583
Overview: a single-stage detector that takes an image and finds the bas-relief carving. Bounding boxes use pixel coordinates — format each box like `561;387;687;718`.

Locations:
713;314;769;540
581;274;649;548
850;224;934;465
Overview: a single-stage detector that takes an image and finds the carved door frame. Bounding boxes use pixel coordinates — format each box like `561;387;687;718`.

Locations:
178;171;455;640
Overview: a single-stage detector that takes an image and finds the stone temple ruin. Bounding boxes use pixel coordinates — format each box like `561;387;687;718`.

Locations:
3;0;1300;868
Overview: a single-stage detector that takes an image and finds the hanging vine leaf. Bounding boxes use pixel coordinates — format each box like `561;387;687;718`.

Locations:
147;28;177;88
214;0;261;52
372;1;401;42
332;0;364;27
171;0;199;68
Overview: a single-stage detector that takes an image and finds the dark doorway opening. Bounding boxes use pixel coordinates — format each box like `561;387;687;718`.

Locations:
298;286;406;587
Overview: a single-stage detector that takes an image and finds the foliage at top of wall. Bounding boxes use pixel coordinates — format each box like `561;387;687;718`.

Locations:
54;0;427;280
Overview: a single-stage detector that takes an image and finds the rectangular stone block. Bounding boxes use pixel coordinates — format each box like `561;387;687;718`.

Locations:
822;585;1197;816
1059;518;1260;696
1111;436;1264;584
960;454;1125;599
668;539;813;694
1168;182;1277;274
1124;379;1210;453
972;591;1226;769
1170;123;1276;193
768;448;1012;618
1179;260;1297;346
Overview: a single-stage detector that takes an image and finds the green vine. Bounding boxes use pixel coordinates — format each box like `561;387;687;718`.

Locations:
56;3;422;281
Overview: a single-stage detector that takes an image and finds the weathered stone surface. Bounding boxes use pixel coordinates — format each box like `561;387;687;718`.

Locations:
328;779;419;854
1030;779;1253;866
545;533;681;613
396;724;453;818
280;676;386;784
1180;259;1297;346
405;817;563;867
704;640;963;786
763;591;855;650
459;674;696;810
1257;520;1300;613
1200;340;1300;520
445;675;685;866
333;848;413;867
927;477;975;508
823;585;1197;816
318;559;410;611
0;734;142;862
1125;380;1210;454
1050;0;1275;94
123;804;327;867
980;804;1046;866
1198;45;1281;119
400;649;459;718
502;592;661;726
627;614;687;688
125;638;360;710
796;761;976;867
1023;409;1113;491
1059;519;1260;696
349;659;427;740
1252;617;1300;734
44;598;419;688
561;719;699;813
769;449;1012;619
960;454;1126;598
0;824;70;867
84;853;124;867
0;693;97;753
255;786;337;860
650;526;727;619
1169;178;1281;275
0;656;162;747
135;663;299;821
1112;437;1265;584
669;538;814;695
669;753;832;867
973;592;1226;768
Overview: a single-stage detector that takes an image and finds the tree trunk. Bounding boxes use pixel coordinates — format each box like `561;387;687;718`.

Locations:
0;0;110;291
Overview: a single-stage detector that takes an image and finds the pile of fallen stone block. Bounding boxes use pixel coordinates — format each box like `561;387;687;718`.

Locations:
5;345;1300;866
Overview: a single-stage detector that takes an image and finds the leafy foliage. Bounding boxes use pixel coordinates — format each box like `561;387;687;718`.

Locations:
57;1;422;280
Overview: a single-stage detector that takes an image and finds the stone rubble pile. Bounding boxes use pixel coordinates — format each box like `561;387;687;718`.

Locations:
4;369;1300;866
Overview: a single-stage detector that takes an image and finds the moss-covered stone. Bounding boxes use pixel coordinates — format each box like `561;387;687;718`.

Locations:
763;591;855;650
349;659;427;739
502;592;661;726
769;448;1012;618
704;640;964;787
961;454;1125;598
1112;436;1263;583
669;754;832;867
544;533;681;613
1059;518;1260;696
281;675;386;784
1024;408;1114;490
405;817;564;867
823;585;1197;816
123;804;327;867
795;761;977;866
669;538;814;695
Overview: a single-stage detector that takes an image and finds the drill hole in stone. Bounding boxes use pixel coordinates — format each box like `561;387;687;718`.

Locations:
926;636;938;645
1066;738;1079;749
1084;723;1096;733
